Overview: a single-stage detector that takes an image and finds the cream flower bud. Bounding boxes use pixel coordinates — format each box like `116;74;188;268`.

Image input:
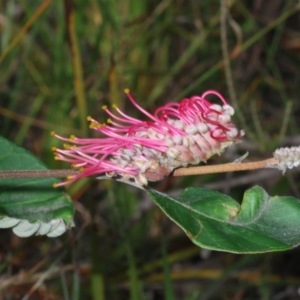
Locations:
273;147;300;172
223;104;235;116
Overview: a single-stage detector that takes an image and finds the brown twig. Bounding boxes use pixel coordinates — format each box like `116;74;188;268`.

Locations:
172;158;277;176
0;169;80;179
0;158;278;179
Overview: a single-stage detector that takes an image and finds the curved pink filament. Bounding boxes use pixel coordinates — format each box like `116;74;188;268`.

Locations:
201;90;227;105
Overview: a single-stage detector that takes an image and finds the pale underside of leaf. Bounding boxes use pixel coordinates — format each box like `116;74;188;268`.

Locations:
0;216;75;237
0;136;75;238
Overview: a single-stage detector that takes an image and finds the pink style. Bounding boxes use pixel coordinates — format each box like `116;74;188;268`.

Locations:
52;89;244;186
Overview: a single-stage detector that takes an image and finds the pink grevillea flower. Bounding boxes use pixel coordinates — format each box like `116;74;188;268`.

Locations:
52;89;244;186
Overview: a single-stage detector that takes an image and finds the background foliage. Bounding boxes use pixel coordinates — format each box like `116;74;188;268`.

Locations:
1;0;300;299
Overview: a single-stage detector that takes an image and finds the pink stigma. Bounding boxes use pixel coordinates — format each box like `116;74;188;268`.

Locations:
52;89;244;186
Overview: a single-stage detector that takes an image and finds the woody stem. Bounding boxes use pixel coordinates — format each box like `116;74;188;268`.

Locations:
0;169;80;179
0;158;279;179
173;158;278;176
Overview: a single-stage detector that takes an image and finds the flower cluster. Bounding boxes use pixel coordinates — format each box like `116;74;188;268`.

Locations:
273;146;300;173
52;89;244;186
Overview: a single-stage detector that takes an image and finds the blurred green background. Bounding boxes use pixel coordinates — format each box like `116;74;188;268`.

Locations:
1;0;300;299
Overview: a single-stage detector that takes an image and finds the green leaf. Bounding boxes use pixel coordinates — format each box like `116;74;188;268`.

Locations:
0;136;74;237
147;186;300;253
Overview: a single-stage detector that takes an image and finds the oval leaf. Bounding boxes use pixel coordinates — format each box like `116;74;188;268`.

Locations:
0;136;74;237
147;186;300;253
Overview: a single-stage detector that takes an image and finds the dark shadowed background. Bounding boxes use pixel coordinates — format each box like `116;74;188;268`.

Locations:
1;0;300;299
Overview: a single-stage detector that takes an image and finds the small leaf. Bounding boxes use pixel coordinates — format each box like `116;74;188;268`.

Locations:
147;186;300;253
0;136;74;237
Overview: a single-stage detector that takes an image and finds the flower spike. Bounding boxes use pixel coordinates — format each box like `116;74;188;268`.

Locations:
52;90;244;186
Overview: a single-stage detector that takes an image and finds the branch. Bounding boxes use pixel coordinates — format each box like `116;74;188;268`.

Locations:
0;146;298;180
172;158;277;176
0;158;279;179
0;169;80;179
